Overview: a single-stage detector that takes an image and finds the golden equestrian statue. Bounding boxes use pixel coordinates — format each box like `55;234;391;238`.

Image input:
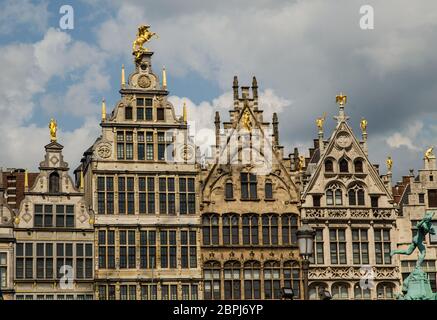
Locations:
386;156;393;171
425;147;434;161
360;117;368;132
336;93;347;106
49;118;57;142
132;25;159;60
315;112;326;131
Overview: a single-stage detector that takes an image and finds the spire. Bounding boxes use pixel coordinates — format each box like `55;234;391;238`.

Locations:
24;169;29;192
215;111;221;149
162;66;167;89
121;64;126;88
80;169;84;191
272;112;279;146
101;99;106;121
233;76;239;100
183;101;187;123
252;76;258;100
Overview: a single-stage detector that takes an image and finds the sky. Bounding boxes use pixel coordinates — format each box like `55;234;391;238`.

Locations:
0;0;437;183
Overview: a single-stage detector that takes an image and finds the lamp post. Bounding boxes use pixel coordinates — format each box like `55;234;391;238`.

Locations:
297;221;315;300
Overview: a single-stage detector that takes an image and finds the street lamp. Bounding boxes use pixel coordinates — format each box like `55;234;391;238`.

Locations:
297;221;315;300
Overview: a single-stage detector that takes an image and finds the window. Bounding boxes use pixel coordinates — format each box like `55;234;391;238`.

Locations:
160;230;177;268
313;195;321;207
265;181;273;199
137;106;145;121
157;107;165;121
138;132;145;160
339;159;349;173
348;184;365;206
309;282;328;300
56;243;73;279
76;243;92;279
332;283;349;300
352;229;369;264
97;176;114;214
98;230;115;269
262;214;278;245
241;173;257;200
224;261;241;299
157;132;173;161
140;230;156;269
118;176;135;214
181;230;197;268
141;284;158;300
354;282;371;299
225;181;234;200
242;215;259;245
159;177;175;214
161;284;178;300
34;204;54;227
326;184;343;206
98;285;116;300
146;132;154;160
310;229;324;264
429;190;437;207
139;177;155;214
49;172;60;193
202;215;219;245
180;177;195;214
371;196;379;208
354;159;363;173
0;253;7;288
119;230;136;269
243;261;261;300
325;159;333;172
204;261;221;300
117;131;133;160
281;214;298;245
182;284;199;300
419;193;425;204
330;229;347;264
431;175;435;182
55;205;74;228
223;215;239;245
375;229;391;264
377;282;395;299
36;243;53;279
283;261;300;299
430;222;437;244
264;261;281;299
125;106;133;120
120;285;136;300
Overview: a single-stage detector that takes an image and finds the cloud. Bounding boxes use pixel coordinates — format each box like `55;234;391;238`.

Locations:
0;0;49;35
385;121;423;151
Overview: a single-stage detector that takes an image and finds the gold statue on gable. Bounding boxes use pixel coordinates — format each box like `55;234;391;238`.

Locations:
316;112;326;131
360;118;368;132
336;93;347;106
298;155;306;172
132;25;159;61
425;147;434;161
242;109;252;131
386;156;393;171
49;118;57;142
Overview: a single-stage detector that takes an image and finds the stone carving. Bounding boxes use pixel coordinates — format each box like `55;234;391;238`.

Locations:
137;74;151;88
309;266;399;280
350;209;370;218
306;208;325;218
336;131;352;149
372;209;392;219
97;142;112;159
327;209;347;218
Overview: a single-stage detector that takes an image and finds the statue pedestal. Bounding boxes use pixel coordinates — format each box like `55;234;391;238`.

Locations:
398;267;436;300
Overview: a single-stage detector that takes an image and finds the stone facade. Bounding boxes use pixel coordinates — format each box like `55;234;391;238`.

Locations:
300;103;401;299
199;77;302;299
394;156;437;293
13;141;94;299
80;51;202;300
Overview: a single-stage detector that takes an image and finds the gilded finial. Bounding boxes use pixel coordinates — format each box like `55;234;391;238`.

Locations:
183;101;187;123
162;66;167;89
80;170;84;191
132;25;159;61
336;93;347;106
101;99;106;121
316;112;326;131
425;147;435;161
48;118;57;142
386;156;393;172
24;169;29;190
360;117;368;132
121;64;125;87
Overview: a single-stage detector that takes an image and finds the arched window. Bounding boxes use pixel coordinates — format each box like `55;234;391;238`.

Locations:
339;158;349;173
326;184;343;206
332;282;350;300
348;184;365;206
225;181;234;199
354;159;364;173
264;261;281;299
309;282;328;300
223;214;239;245
265;180;273;199
242;215;259;245
283;261;301;299
325;159;334;172
203;261;221;300
281;214;298;245
262;214;278;245
224;261;241;299
377;282;395;300
354;282;371;299
49;172;60;193
202;214;219;245
243;261;261;299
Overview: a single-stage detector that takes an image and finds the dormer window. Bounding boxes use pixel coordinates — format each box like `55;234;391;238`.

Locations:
339;159;349;173
49;172;60;193
241;173;257;200
125;106;133;120
157;107;165;121
325;159;334;172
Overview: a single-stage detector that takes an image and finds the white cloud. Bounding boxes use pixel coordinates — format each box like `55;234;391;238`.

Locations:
0;0;49;35
386;121;423;151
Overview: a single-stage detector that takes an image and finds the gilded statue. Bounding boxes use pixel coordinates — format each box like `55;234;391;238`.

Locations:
298;155;305;171
360;118;368;132
48;118;57;142
386;156;393;171
132;25;159;60
242;109;252;131
315;113;326;131
336;93;347;106
425;147;434;161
